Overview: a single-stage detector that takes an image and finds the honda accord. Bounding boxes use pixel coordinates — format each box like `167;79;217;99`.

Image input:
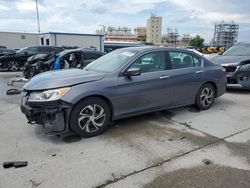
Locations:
21;47;226;137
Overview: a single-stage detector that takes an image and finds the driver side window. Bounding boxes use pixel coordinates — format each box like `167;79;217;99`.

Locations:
130;51;166;73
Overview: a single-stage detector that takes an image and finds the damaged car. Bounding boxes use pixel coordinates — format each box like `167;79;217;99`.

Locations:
23;48;104;79
0;45;63;71
21;47;226;137
211;43;250;90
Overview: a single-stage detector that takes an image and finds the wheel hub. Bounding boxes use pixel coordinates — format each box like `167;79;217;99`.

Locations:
78;104;106;133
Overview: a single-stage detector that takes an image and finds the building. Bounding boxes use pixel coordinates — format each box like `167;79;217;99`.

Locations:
96;26;138;42
0;31;104;52
181;33;192;46
146;14;162;45
39;32;104;52
134;27;147;42
211;21;239;49
161;28;179;47
0;32;39;49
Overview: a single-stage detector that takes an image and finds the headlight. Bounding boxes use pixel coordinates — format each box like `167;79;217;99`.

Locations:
28;87;71;102
238;64;250;71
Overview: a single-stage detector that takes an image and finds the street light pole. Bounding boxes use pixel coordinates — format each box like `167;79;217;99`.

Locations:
35;0;40;33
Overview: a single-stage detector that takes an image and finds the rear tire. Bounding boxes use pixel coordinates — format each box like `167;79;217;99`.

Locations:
195;83;215;110
70;97;110;138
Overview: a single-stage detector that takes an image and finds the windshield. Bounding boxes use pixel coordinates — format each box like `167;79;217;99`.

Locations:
223;45;250;56
16;47;27;54
17;47;38;54
85;49;138;73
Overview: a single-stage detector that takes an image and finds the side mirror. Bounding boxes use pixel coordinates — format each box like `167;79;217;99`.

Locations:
124;68;141;77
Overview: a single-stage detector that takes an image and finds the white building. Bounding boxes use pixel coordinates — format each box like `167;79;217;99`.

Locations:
146;14;162;45
0;32;39;49
0;31;104;52
39;32;104;52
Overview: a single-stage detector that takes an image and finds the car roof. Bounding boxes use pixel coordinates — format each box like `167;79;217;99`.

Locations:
58;49;103;57
121;46;199;54
26;45;62;49
236;43;250;47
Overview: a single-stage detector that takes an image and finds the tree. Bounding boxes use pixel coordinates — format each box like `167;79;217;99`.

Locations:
189;35;204;48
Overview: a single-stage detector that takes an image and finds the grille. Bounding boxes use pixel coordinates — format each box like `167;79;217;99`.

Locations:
222;66;237;73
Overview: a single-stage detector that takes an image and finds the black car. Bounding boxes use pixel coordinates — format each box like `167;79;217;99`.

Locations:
0;45;63;71
211;43;250;90
23;48;105;78
0;48;16;57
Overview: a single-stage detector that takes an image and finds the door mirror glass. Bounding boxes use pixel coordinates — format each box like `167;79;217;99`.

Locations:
124;68;141;77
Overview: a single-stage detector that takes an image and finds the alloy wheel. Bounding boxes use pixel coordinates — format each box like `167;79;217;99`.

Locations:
78;104;106;133
200;87;214;108
8;60;19;71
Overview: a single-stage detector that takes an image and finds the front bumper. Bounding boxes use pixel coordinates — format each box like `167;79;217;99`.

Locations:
20;92;73;135
222;65;250;90
226;71;250;90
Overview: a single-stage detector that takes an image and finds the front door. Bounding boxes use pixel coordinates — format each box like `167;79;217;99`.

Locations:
117;51;172;116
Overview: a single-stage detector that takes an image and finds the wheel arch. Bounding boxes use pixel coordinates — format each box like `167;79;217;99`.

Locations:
203;81;217;97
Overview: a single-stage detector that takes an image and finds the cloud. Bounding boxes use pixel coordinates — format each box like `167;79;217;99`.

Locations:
16;0;45;13
0;0;249;42
171;0;250;23
0;4;9;11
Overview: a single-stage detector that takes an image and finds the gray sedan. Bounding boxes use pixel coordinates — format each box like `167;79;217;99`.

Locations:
21;47;226;137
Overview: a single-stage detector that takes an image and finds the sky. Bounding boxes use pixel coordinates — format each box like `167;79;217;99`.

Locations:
0;0;250;43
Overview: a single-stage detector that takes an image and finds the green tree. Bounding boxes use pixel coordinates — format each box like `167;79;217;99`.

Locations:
189;35;204;48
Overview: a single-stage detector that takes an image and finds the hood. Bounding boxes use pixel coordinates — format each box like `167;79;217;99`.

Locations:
23;69;106;91
211;55;250;65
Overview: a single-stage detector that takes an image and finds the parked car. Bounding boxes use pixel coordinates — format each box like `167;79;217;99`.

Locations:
21;47;226;137
23;48;105;78
211;43;250;90
0;48;16;57
0;45;63;71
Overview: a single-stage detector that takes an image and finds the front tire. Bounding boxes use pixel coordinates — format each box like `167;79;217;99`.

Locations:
7;60;20;71
70;97;111;137
195;83;215;110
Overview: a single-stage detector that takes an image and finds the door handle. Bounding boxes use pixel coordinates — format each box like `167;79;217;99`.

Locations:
160;75;170;79
195;70;204;74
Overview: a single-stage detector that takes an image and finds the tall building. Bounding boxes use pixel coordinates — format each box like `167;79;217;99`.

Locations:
211;21;239;49
146;14;162;45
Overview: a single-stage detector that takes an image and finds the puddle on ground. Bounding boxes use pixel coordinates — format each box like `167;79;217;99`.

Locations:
104;112;217;152
223;141;250;165
63;134;82;143
143;165;250;188
188;107;201;113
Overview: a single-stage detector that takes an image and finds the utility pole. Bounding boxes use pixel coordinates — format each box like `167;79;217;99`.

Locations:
35;0;40;33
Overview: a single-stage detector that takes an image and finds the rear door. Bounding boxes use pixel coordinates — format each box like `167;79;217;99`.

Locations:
117;50;172;116
166;51;204;106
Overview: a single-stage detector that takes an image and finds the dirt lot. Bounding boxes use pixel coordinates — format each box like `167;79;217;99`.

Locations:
0;72;250;188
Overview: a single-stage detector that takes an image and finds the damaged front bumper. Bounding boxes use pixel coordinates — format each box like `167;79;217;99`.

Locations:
222;65;250;90
226;71;250;90
20;92;73;135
